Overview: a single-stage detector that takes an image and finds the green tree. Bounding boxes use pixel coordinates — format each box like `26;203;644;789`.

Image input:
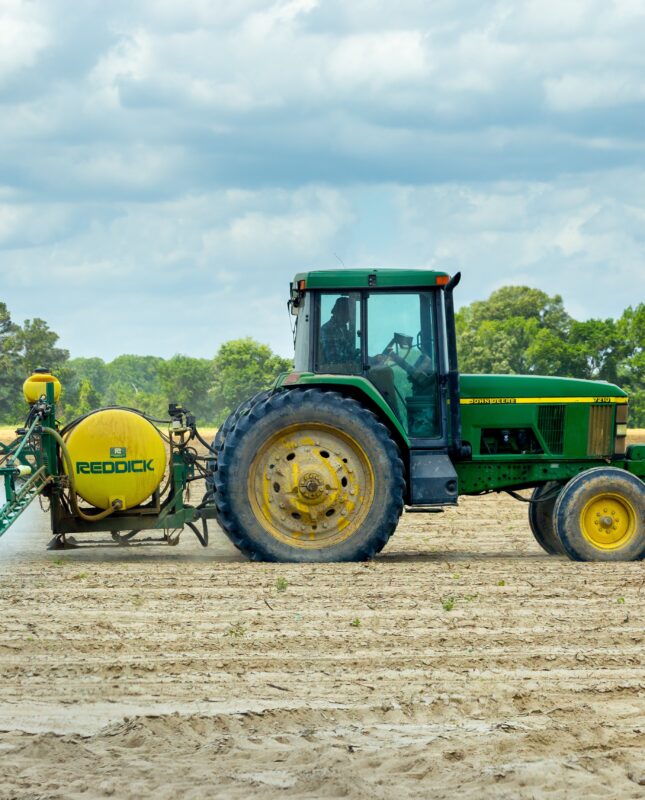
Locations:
68;357;109;395
74;379;102;416
1;315;70;422
12;318;69;375
616;304;645;426
210;338;291;423
527;318;622;382
0;302;21;421
103;355;166;417
158;354;213;423
456;287;571;374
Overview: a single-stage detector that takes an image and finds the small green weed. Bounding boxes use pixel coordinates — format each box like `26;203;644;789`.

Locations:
51;558;65;566
451;573;460;580
497;579;506;587
275;577;288;593
464;594;478;602
71;572;87;581
617;597;625;604
441;597;455;612
350;618;361;628
225;622;246;638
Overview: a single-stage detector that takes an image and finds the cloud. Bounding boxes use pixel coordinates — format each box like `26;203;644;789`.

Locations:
386;171;645;318
0;0;51;83
326;32;430;90
0;0;643;361
544;72;645;112
0;187;354;357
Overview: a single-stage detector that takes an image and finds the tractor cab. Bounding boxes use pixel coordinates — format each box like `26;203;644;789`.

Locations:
289;269;459;446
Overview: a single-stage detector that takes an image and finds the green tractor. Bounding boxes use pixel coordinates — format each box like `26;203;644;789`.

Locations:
1;269;643;562
211;269;644;562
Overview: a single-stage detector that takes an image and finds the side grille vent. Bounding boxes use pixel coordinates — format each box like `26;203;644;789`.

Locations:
587;405;613;456
538;405;565;454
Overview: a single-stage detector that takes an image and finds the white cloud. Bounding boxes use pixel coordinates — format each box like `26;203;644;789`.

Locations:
544;72;645;112
388;172;645;318
326;31;430;90
0;0;644;361
244;0;319;39
0;0;50;82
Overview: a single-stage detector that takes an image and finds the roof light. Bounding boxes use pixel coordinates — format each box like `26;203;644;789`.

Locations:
436;275;450;286
298;280;306;291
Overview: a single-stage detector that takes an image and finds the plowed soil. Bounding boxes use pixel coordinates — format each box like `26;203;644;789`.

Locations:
0;431;643;799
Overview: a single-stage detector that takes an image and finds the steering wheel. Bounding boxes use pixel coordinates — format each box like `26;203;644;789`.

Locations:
380;333;434;388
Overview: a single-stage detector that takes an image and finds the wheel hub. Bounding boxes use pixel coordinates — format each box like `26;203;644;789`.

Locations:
580;493;636;550
247;423;374;549
298;471;327;501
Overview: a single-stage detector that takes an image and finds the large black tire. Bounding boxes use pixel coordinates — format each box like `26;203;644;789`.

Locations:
214;388;405;562
528;482;565;555
206;391;273;485
553;467;645;562
205;391;273;529
212;390;273;454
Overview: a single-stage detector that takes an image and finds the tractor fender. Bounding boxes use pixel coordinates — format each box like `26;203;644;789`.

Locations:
274;372;410;453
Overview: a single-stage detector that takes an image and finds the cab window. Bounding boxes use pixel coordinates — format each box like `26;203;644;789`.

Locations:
366;292;440;438
315;292;362;374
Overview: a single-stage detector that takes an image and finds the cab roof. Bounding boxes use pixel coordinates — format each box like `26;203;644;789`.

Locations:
292;268;450;290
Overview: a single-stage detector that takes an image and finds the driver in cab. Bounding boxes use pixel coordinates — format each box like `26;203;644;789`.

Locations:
319;297;358;372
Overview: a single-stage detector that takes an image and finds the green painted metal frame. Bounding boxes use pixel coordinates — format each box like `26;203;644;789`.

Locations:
0;382;57;539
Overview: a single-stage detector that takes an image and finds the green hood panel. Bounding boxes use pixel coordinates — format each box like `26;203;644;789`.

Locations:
459;374;627;400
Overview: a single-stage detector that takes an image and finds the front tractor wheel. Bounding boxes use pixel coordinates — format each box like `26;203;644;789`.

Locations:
528;482;565;555
554;468;644;562
214;389;405;562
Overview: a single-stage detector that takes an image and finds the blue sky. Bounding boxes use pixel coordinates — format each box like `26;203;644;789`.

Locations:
1;0;644;360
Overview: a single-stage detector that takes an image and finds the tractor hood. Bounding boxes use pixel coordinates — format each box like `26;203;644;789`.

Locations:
459;374;628;402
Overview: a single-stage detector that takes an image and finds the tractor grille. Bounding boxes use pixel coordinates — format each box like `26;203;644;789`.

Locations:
538;405;565;454
587;405;613;456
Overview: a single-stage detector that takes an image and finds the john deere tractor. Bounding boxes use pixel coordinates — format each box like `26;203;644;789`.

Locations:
1;270;643;562
210;270;644;562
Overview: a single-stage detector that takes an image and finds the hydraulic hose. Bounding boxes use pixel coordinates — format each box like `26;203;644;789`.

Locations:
41;427;121;522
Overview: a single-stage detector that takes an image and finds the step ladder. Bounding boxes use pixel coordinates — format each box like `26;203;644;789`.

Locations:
0;467;49;539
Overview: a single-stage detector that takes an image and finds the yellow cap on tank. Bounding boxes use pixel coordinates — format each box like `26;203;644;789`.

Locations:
23;368;61;404
64;409;167;511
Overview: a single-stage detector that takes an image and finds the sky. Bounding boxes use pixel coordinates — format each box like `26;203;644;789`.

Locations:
1;0;644;361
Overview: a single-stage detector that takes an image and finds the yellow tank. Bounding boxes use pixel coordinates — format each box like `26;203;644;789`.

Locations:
64;409;167;511
23;369;61;404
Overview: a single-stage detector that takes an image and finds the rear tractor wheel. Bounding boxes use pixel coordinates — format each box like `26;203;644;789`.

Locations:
214;389;405;562
554;468;644;562
205;390;272;514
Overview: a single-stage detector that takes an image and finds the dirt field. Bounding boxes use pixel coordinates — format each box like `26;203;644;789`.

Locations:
0;429;643;799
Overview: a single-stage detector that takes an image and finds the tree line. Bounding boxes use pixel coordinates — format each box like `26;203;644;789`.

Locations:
0;301;290;426
1;287;643;426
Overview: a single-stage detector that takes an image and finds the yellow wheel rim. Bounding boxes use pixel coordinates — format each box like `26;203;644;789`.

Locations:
579;492;637;551
247;423;375;549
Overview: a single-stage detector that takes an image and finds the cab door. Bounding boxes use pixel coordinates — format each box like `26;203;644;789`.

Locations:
365;290;448;447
